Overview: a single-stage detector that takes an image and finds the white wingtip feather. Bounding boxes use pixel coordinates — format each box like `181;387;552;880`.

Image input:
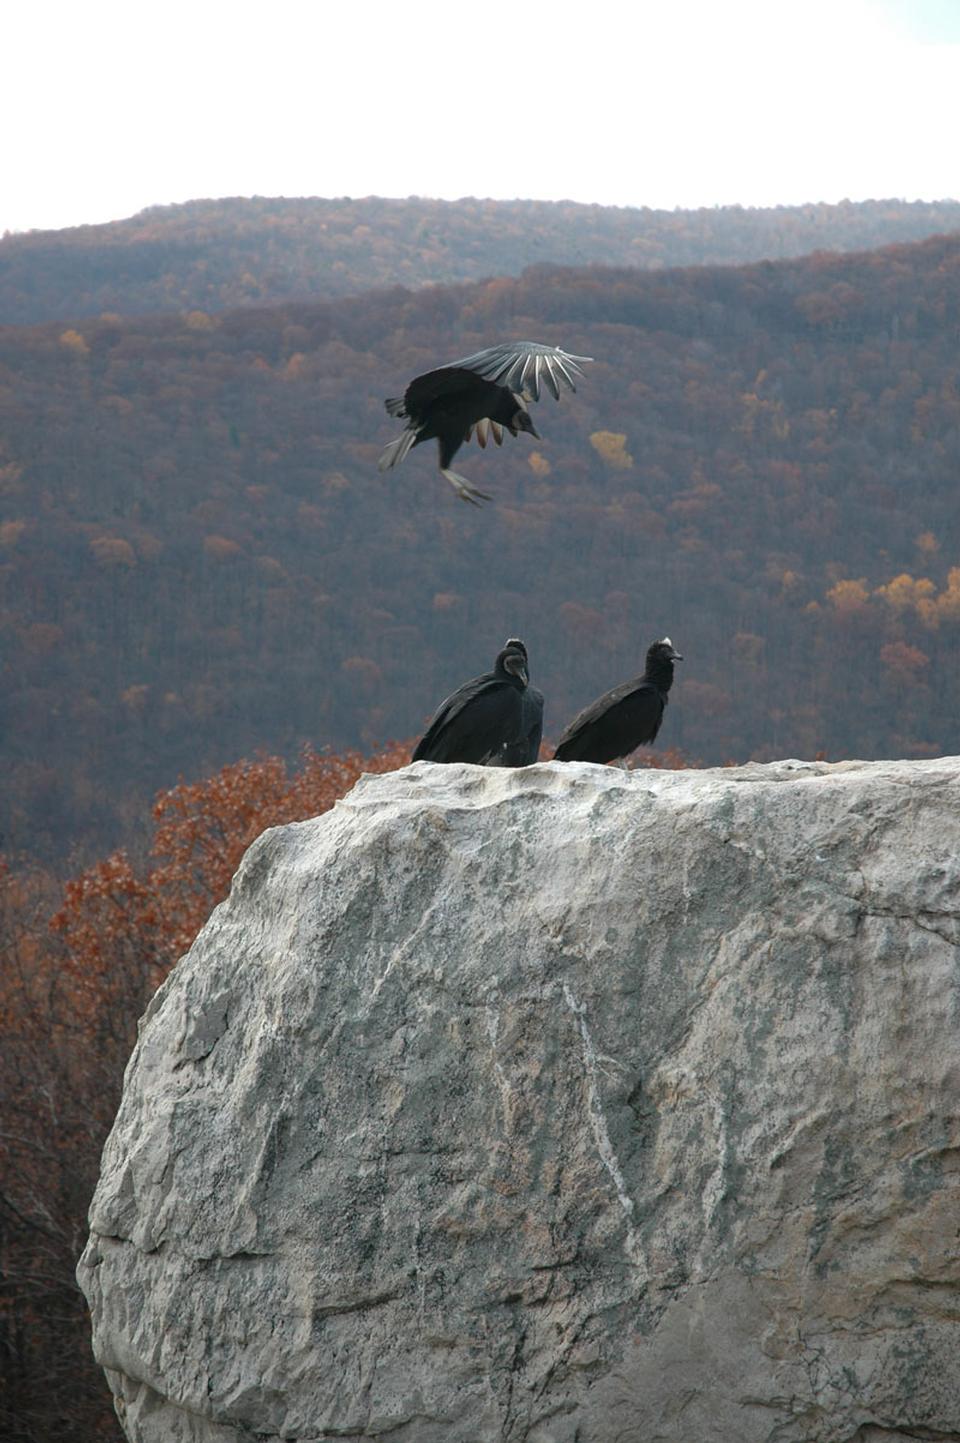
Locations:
378;430;417;472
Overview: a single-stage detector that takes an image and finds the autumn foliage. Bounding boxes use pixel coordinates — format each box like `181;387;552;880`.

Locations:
54;743;409;978
0;741;408;1443
6;232;960;864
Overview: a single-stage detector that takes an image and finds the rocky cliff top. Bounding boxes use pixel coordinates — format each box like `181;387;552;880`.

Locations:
79;757;960;1443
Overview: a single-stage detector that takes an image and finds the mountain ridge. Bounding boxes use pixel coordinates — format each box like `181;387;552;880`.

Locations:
2;194;959;326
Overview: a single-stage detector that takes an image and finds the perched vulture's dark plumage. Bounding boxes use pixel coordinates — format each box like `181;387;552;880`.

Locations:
379;341;592;504
412;641;530;764
553;639;683;765
485;637;544;767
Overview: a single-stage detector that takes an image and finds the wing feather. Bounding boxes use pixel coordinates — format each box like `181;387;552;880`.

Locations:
542;355;561;399
555;678;663;761
446;342;592;402
378;429;418;472
413;677;522;763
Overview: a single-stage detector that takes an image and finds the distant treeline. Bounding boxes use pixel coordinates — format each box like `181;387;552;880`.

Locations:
2;194;960;324
2;233;960;863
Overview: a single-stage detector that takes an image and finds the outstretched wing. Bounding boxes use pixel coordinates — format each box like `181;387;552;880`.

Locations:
447;342;592;402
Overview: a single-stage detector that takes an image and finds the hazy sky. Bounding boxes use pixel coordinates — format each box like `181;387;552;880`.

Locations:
4;0;958;235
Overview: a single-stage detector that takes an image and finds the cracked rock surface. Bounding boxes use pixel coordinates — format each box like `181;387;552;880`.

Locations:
78;757;960;1442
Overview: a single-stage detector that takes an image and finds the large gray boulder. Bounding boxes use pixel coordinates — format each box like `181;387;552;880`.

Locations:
79;757;960;1443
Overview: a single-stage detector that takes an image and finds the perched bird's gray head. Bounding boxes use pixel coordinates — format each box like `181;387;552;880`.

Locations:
647;637;683;667
504;636;528;660
498;644;529;687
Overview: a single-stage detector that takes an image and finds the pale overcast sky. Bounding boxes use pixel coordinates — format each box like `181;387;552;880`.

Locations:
4;0;958;235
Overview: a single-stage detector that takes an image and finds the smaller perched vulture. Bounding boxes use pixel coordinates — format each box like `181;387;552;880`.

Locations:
553;638;683;765
485;637;544;767
379;341;592;504
412;641;530;764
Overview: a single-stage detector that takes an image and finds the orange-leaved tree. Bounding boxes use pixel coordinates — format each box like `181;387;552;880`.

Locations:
53;743;411;988
1;740;409;1443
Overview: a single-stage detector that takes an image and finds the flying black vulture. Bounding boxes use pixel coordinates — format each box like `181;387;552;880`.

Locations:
379;341;592;504
553;638;683;765
412;641;530;764
485;637;544;767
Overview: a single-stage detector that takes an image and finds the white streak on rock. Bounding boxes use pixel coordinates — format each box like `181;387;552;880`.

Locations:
562;980;645;1272
484;1001;513;1128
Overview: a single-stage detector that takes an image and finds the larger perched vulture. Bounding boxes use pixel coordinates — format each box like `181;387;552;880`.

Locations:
412;641;530;764
379;341;592;504
553;638;683;765
485;637;544;767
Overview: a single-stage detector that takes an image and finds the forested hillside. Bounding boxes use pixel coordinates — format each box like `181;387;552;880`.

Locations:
7;197;960;1443
2;195;960;324
2;233;960;863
